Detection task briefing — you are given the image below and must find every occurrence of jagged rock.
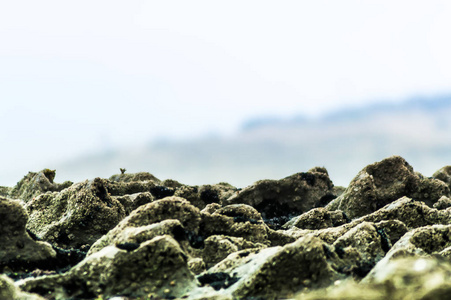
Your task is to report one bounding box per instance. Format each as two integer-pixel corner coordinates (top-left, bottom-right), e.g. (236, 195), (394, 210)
(25, 178), (126, 248)
(226, 169), (336, 226)
(434, 196), (451, 210)
(0, 197), (56, 272)
(188, 257), (206, 275)
(300, 257), (451, 300)
(8, 169), (72, 202)
(364, 224), (451, 284)
(173, 183), (238, 209)
(202, 235), (266, 268)
(327, 156), (450, 219)
(328, 222), (386, 279)
(282, 207), (349, 230)
(433, 165), (451, 189)
(113, 191), (155, 214)
(18, 235), (196, 299)
(88, 197), (201, 255)
(0, 275), (45, 300)
(200, 235), (339, 299)
(200, 204), (269, 244)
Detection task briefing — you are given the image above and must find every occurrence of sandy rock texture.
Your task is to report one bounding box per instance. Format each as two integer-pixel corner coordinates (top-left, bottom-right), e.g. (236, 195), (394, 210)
(1, 156), (451, 299)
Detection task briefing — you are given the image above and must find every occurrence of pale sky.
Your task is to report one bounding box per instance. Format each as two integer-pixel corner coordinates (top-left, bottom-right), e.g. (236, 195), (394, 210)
(1, 1), (451, 185)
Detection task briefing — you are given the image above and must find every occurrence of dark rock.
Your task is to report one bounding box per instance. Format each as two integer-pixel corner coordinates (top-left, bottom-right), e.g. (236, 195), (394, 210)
(0, 197), (56, 273)
(19, 235), (196, 299)
(226, 169), (336, 226)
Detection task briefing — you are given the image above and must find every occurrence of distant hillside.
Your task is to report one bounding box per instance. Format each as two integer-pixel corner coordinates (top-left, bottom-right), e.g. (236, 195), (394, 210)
(55, 95), (451, 188)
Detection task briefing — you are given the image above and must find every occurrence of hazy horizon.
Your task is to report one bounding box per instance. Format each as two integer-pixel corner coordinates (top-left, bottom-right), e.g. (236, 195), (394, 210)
(2, 1), (451, 186)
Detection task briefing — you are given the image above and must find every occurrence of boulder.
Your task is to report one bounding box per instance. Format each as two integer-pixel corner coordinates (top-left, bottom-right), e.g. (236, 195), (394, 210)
(0, 197), (56, 273)
(88, 196), (201, 256)
(202, 235), (266, 268)
(200, 204), (269, 244)
(327, 156), (450, 219)
(282, 207), (349, 230)
(433, 166), (451, 189)
(300, 257), (451, 300)
(19, 235), (196, 299)
(226, 168), (336, 228)
(200, 235), (339, 299)
(25, 178), (126, 248)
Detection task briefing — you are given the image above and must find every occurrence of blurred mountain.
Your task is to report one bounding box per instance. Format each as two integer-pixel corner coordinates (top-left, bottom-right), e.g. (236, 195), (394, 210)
(55, 95), (451, 188)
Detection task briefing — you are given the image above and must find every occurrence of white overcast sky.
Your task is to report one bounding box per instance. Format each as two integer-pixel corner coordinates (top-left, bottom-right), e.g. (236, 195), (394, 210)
(1, 1), (451, 184)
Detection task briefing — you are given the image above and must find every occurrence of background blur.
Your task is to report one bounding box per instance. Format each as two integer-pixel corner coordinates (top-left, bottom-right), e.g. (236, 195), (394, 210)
(1, 1), (451, 188)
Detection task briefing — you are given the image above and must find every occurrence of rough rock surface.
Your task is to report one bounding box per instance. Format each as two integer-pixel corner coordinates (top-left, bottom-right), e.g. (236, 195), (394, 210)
(0, 275), (44, 300)
(8, 169), (72, 202)
(25, 178), (126, 248)
(226, 168), (337, 228)
(0, 197), (56, 273)
(2, 157), (451, 299)
(327, 156), (450, 219)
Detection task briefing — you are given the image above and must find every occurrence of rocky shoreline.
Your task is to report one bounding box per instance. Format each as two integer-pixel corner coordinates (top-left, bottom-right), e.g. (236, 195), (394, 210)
(1, 156), (451, 299)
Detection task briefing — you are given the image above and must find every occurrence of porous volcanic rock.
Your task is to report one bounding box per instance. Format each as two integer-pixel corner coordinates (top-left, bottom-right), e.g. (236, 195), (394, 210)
(4, 157), (451, 300)
(0, 197), (56, 273)
(202, 235), (266, 268)
(433, 165), (451, 189)
(88, 196), (202, 256)
(226, 168), (336, 228)
(282, 207), (349, 230)
(25, 178), (126, 248)
(8, 169), (72, 202)
(300, 257), (451, 300)
(173, 183), (238, 209)
(199, 204), (269, 244)
(19, 235), (196, 299)
(200, 235), (339, 299)
(364, 224), (451, 283)
(327, 156), (450, 219)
